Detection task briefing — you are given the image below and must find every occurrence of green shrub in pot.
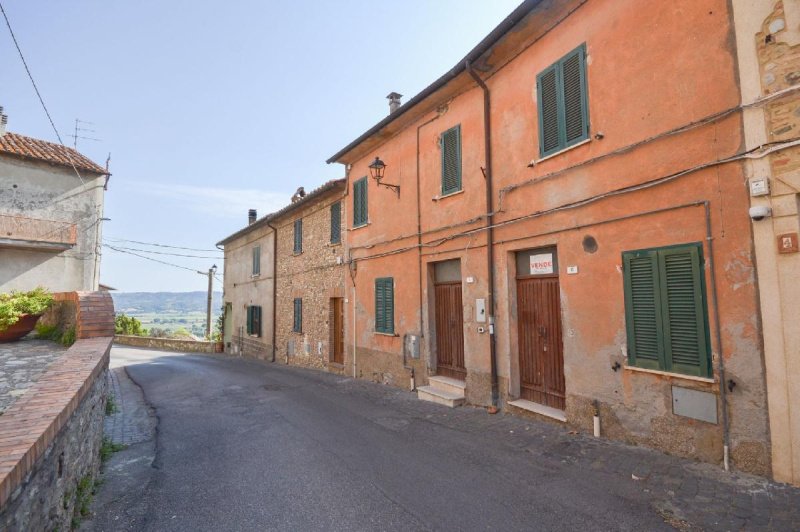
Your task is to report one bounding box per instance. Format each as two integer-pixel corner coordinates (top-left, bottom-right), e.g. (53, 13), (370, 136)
(0, 287), (54, 332)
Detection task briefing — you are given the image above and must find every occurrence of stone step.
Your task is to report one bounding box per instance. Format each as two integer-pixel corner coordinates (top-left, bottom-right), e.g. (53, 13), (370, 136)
(428, 375), (466, 396)
(417, 385), (465, 408)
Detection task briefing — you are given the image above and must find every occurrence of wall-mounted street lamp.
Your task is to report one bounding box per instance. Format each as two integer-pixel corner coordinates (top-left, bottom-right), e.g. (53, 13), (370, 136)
(368, 156), (400, 196)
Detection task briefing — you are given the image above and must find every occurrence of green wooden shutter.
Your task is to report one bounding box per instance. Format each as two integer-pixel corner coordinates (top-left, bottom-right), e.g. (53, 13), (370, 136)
(658, 246), (711, 377)
(537, 44), (589, 157)
(562, 45), (589, 146)
(441, 125), (462, 195)
(294, 220), (303, 253)
(375, 278), (394, 334)
(246, 306), (253, 335)
(623, 250), (664, 370)
(252, 247), (260, 275)
(353, 178), (368, 226)
(253, 306), (261, 337)
(330, 202), (341, 243)
(293, 298), (302, 332)
(537, 64), (560, 157)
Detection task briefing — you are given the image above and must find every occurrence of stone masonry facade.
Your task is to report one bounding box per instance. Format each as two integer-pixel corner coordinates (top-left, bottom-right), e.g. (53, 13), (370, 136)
(274, 184), (347, 372)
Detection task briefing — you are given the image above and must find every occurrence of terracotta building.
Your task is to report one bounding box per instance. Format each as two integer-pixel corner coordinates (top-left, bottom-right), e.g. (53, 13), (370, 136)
(326, 0), (776, 476)
(217, 180), (347, 370)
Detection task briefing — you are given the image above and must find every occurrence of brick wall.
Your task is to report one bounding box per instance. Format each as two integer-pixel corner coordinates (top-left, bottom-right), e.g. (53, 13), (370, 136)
(274, 189), (348, 371)
(0, 291), (113, 529)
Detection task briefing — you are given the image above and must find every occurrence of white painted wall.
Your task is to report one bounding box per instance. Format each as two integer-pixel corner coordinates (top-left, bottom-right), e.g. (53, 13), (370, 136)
(0, 155), (106, 293)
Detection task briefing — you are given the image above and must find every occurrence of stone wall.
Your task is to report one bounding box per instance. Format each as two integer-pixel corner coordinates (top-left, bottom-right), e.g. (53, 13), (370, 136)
(114, 335), (220, 353)
(0, 337), (111, 530)
(273, 187), (347, 372)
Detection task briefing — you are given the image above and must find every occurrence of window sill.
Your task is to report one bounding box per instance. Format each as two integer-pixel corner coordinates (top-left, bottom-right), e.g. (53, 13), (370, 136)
(251, 274), (261, 279)
(535, 137), (592, 164)
(326, 242), (342, 248)
(352, 222), (371, 231)
(433, 189), (464, 202)
(374, 332), (398, 337)
(292, 251), (303, 256)
(624, 365), (715, 384)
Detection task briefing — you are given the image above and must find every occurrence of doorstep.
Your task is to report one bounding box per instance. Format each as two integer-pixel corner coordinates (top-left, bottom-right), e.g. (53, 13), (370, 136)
(508, 399), (566, 422)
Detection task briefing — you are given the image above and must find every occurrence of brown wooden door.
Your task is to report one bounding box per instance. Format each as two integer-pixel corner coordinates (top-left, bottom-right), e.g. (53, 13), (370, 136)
(435, 281), (466, 380)
(331, 298), (344, 365)
(517, 276), (565, 409)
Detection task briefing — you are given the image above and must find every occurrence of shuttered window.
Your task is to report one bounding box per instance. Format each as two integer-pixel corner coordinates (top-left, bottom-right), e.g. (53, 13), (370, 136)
(353, 177), (368, 227)
(293, 298), (303, 333)
(252, 246), (261, 276)
(330, 201), (342, 244)
(246, 305), (262, 337)
(441, 125), (462, 195)
(293, 219), (303, 253)
(536, 43), (589, 158)
(374, 277), (394, 334)
(622, 243), (711, 378)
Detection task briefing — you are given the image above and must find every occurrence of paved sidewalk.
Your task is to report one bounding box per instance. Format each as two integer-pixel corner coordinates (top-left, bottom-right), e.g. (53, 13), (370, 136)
(104, 367), (156, 446)
(0, 336), (67, 413)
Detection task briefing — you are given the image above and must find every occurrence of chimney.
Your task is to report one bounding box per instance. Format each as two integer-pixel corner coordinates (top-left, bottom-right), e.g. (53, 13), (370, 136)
(248, 209), (257, 225)
(387, 92), (403, 114)
(0, 107), (6, 137)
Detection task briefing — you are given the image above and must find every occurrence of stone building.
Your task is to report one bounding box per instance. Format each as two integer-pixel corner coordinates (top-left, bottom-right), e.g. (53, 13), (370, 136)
(733, 0), (800, 486)
(0, 110), (109, 292)
(217, 179), (347, 369)
(271, 180), (347, 370)
(325, 0), (774, 477)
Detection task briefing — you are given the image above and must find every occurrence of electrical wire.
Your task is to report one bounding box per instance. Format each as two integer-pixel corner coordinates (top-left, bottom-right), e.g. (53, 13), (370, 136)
(103, 243), (222, 259)
(104, 244), (213, 274)
(0, 1), (86, 185)
(104, 237), (223, 253)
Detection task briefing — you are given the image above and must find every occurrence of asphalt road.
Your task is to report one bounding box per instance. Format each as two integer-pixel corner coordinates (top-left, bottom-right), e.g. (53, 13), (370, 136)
(85, 347), (678, 531)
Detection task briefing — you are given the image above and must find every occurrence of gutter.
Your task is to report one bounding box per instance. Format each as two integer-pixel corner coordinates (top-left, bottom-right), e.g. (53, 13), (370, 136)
(266, 220), (279, 363)
(466, 62), (499, 409)
(326, 0), (543, 164)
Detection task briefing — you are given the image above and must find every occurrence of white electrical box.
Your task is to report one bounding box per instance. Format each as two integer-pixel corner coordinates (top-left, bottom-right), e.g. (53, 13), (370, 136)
(476, 298), (486, 322)
(567, 266), (578, 274)
(750, 177), (770, 197)
(466, 276), (475, 283)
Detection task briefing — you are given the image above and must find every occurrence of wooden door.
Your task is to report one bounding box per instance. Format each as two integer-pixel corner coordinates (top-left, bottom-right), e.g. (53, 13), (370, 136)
(435, 281), (466, 380)
(331, 298), (344, 365)
(517, 275), (565, 409)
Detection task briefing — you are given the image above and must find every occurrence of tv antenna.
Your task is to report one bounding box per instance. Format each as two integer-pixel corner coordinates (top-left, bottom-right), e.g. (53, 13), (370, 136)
(69, 118), (101, 149)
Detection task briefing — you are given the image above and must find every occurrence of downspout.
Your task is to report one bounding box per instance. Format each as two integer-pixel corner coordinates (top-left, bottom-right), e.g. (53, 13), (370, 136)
(266, 220), (278, 363)
(704, 201), (731, 471)
(467, 61), (499, 409)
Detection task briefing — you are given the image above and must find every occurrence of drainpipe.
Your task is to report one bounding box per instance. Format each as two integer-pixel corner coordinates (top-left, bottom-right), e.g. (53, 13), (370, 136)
(704, 201), (731, 471)
(467, 61), (499, 409)
(266, 220), (278, 363)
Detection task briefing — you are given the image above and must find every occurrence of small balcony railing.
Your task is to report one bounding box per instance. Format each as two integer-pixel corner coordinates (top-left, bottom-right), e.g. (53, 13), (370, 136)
(0, 214), (77, 250)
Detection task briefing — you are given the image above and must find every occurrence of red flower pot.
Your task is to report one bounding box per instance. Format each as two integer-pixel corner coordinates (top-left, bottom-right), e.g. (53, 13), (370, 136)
(0, 314), (43, 343)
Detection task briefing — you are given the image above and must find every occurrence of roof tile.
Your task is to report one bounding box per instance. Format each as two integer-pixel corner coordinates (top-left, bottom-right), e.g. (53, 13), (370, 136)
(0, 132), (107, 176)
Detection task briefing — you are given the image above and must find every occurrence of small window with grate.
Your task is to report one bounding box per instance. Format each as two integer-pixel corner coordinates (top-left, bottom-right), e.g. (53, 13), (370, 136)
(252, 246), (261, 276)
(622, 243), (711, 378)
(536, 44), (589, 158)
(330, 201), (342, 244)
(353, 177), (368, 227)
(293, 298), (303, 333)
(293, 219), (303, 253)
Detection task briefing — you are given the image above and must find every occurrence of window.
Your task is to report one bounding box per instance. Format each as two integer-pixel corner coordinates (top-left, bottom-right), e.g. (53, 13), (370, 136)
(246, 305), (262, 337)
(293, 298), (303, 333)
(353, 177), (368, 227)
(252, 246), (261, 276)
(441, 125), (462, 195)
(536, 43), (589, 158)
(622, 243), (711, 378)
(293, 219), (303, 253)
(374, 277), (394, 334)
(330, 201), (342, 244)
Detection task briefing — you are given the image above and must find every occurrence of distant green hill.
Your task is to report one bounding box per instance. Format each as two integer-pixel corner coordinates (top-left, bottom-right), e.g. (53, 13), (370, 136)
(111, 291), (222, 315)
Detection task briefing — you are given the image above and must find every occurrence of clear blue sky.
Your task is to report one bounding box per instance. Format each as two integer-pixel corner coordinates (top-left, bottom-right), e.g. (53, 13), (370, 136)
(1, 0), (520, 292)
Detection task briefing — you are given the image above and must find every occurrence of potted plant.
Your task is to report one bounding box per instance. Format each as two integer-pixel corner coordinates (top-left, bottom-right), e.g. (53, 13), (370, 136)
(0, 287), (54, 343)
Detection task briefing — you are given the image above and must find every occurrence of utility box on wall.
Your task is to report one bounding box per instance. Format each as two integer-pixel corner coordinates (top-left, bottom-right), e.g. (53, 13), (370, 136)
(404, 334), (420, 359)
(672, 386), (718, 424)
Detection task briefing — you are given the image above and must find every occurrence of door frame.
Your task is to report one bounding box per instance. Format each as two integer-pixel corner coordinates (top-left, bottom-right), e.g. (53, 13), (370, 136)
(329, 297), (344, 366)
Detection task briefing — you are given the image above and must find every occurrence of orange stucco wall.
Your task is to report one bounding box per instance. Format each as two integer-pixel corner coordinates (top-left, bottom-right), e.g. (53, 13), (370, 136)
(340, 0), (769, 475)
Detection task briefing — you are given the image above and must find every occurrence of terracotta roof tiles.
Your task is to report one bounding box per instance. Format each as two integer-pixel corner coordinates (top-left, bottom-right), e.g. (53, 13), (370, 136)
(0, 132), (108, 176)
